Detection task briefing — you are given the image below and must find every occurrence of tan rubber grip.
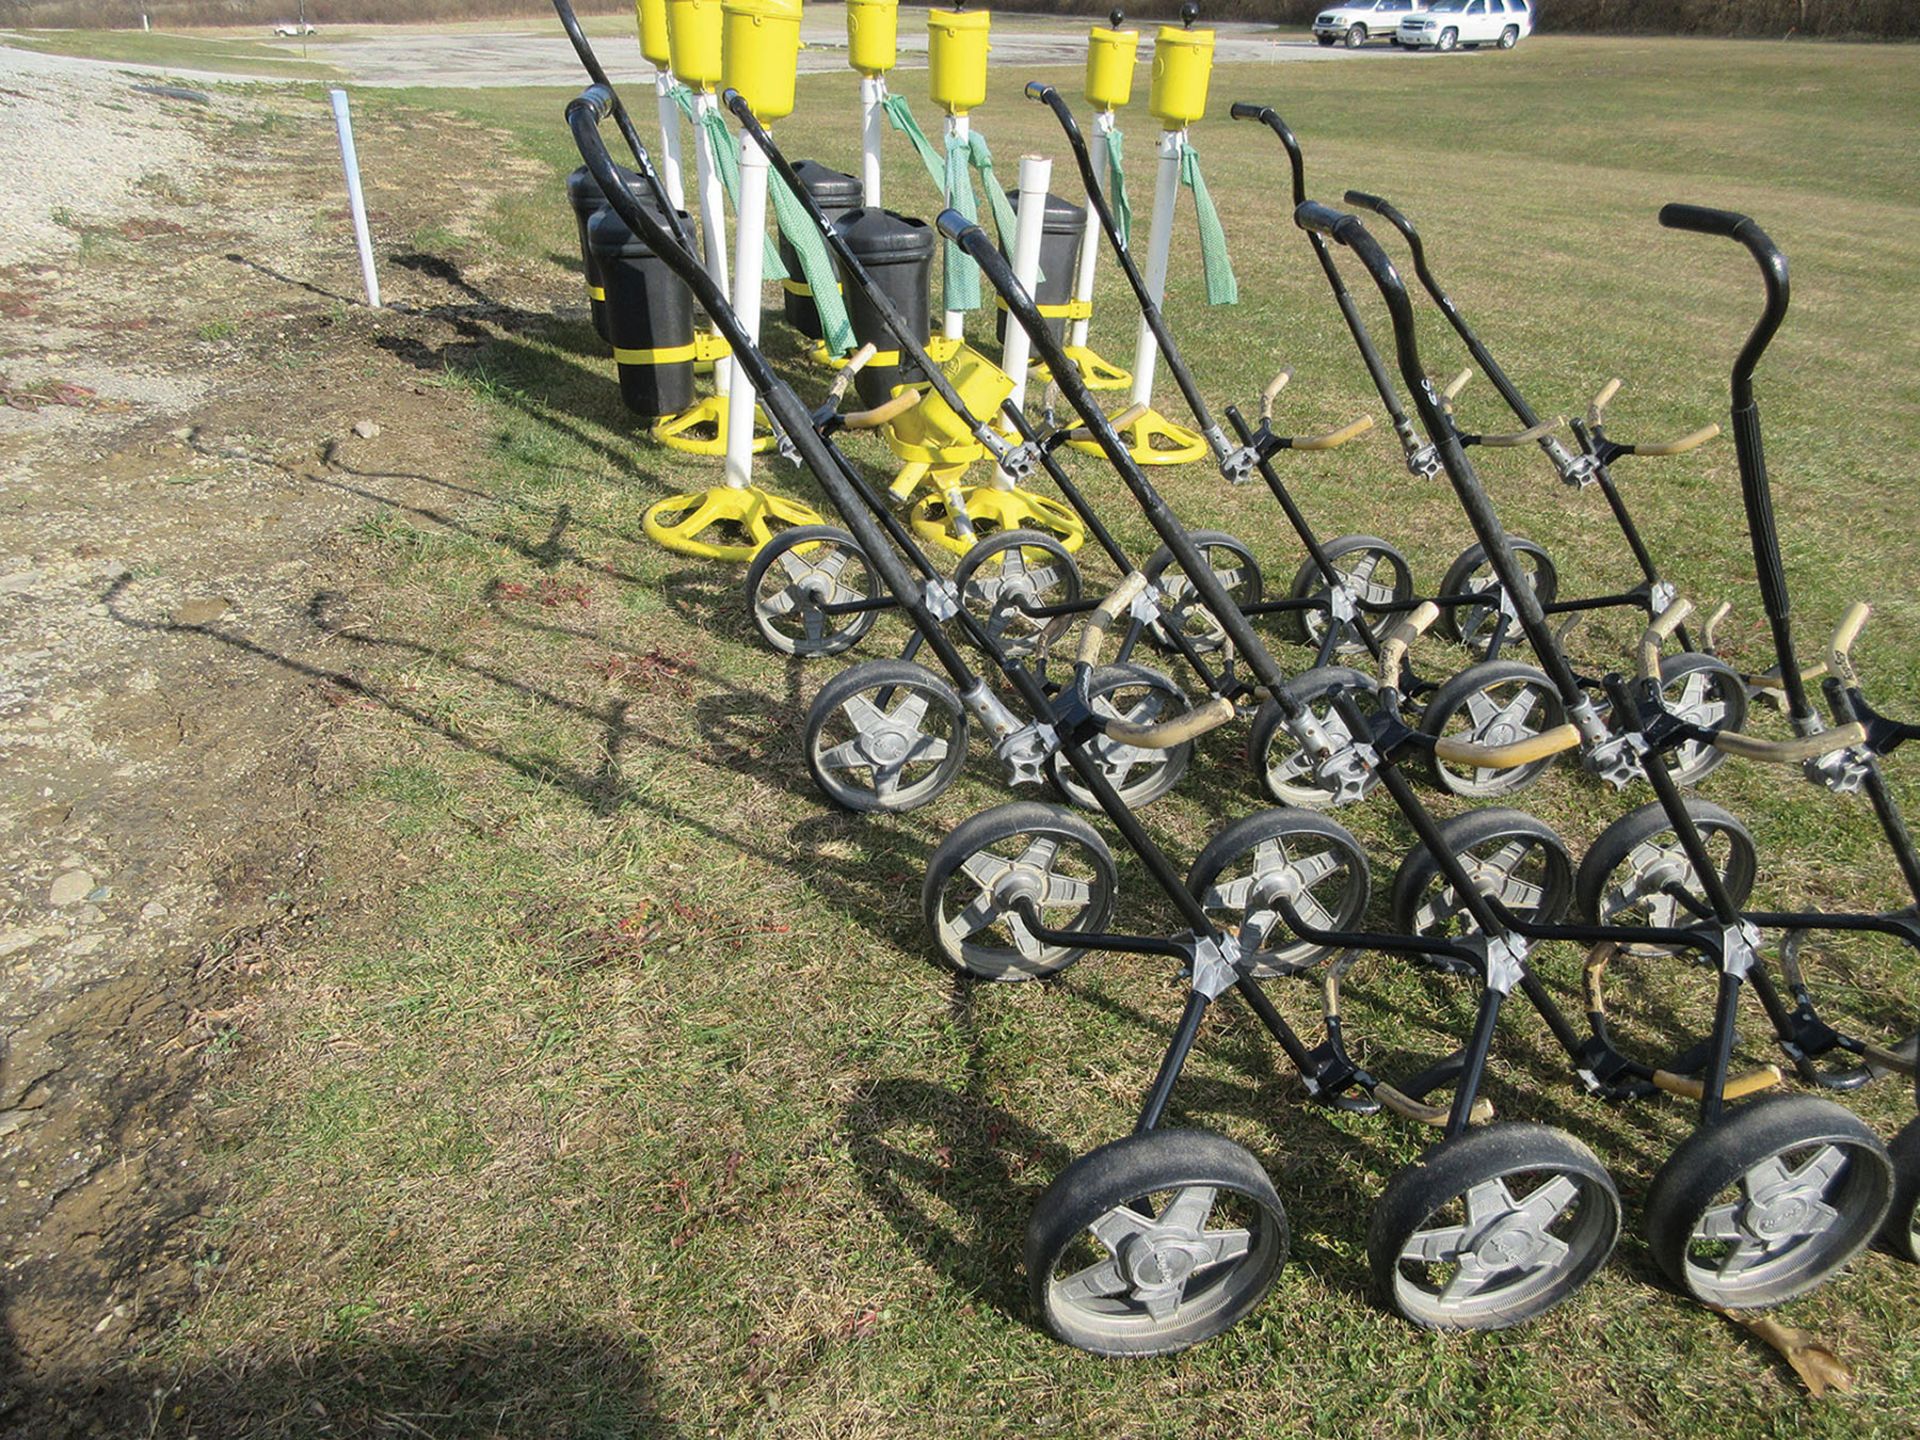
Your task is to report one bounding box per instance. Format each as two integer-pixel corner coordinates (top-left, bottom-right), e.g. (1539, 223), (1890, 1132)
(1076, 570), (1150, 666)
(1749, 661), (1829, 693)
(1433, 722), (1583, 769)
(1442, 368), (1473, 402)
(1702, 600), (1732, 653)
(1292, 414), (1375, 452)
(1476, 417), (1562, 448)
(1634, 422), (1721, 457)
(1589, 376), (1622, 421)
(1104, 695), (1236, 750)
(1374, 1083), (1494, 1127)
(1259, 367), (1293, 421)
(841, 389), (922, 431)
(1712, 721), (1867, 764)
(1826, 602), (1869, 690)
(828, 342), (879, 402)
(1639, 598), (1695, 681)
(1651, 1065), (1783, 1102)
(1860, 1040), (1918, 1076)
(1066, 401), (1149, 443)
(1380, 600), (1441, 688)
(1581, 941), (1619, 1017)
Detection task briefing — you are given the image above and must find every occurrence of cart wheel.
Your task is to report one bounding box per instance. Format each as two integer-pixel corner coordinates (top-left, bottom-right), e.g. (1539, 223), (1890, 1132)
(804, 658), (970, 813)
(1574, 798), (1756, 951)
(1655, 651), (1749, 786)
(952, 528), (1082, 662)
(1287, 534), (1414, 657)
(1187, 807), (1371, 975)
(1882, 1116), (1920, 1263)
(745, 524), (880, 658)
(1434, 538), (1557, 655)
(1370, 1123), (1619, 1330)
(1047, 664), (1193, 811)
(1139, 531), (1263, 656)
(1643, 1094), (1893, 1308)
(921, 801), (1117, 979)
(1389, 808), (1573, 939)
(1245, 667), (1383, 809)
(1419, 658), (1566, 797)
(1026, 1128), (1289, 1356)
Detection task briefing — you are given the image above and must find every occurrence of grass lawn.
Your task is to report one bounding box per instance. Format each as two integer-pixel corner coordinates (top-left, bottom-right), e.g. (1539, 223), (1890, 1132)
(0, 27), (342, 77)
(126, 34), (1920, 1438)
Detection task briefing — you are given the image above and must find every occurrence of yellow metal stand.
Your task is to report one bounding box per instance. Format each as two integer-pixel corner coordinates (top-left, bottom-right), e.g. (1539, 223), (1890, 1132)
(650, 393), (776, 456)
(693, 329), (729, 375)
(643, 483), (822, 561)
(1069, 404), (1208, 466)
(909, 485), (1083, 558)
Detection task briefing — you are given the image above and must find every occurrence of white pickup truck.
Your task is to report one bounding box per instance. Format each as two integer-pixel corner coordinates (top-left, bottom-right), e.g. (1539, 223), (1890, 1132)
(1397, 0), (1536, 50)
(1312, 0), (1426, 47)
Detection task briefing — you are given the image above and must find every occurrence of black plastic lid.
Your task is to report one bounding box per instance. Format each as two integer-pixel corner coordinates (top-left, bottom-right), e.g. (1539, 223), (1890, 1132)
(789, 159), (863, 211)
(1000, 188), (1085, 235)
(834, 206), (935, 261)
(567, 162), (647, 212)
(588, 202), (689, 260)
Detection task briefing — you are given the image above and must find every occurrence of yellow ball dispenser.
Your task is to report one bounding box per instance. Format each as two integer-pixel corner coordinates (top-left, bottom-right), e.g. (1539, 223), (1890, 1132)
(636, 0), (672, 66)
(1085, 22), (1139, 111)
(1148, 22), (1213, 128)
(722, 0), (801, 121)
(846, 0), (898, 77)
(927, 8), (990, 118)
(666, 0), (725, 90)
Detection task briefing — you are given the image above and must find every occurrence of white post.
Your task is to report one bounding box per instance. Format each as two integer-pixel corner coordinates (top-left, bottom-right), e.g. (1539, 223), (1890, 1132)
(689, 90), (732, 400)
(859, 75), (886, 208)
(1127, 126), (1183, 410)
(723, 134), (771, 488)
(141, 12), (150, 30)
(1068, 110), (1115, 353)
(941, 112), (970, 342)
(993, 155), (1052, 488)
(653, 71), (687, 213)
(328, 89), (381, 309)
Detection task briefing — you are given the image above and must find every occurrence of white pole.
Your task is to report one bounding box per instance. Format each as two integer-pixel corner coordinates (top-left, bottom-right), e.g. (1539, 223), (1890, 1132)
(328, 89), (381, 309)
(723, 134), (771, 488)
(993, 155), (1051, 488)
(1067, 110), (1114, 353)
(859, 76), (887, 208)
(689, 90), (732, 400)
(1127, 126), (1183, 410)
(941, 112), (970, 342)
(653, 71), (687, 213)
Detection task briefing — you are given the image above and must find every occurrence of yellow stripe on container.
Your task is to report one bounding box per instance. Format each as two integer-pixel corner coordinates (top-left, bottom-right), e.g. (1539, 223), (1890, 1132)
(613, 341), (700, 364)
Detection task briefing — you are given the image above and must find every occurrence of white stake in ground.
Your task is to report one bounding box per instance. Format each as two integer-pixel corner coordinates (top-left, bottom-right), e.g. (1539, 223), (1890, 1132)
(328, 89), (380, 309)
(635, 0), (687, 211)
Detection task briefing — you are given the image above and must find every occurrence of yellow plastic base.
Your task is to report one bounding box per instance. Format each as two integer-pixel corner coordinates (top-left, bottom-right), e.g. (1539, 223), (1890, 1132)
(642, 484), (823, 562)
(693, 330), (730, 377)
(1068, 404), (1209, 466)
(650, 393), (776, 457)
(1032, 343), (1132, 392)
(924, 336), (965, 365)
(910, 484), (1086, 558)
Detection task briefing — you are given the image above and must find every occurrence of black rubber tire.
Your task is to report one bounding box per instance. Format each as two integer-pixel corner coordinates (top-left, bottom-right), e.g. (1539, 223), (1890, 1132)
(951, 527), (1082, 662)
(1369, 1123), (1620, 1331)
(1317, 32), (1337, 45)
(1654, 651), (1748, 786)
(744, 524), (879, 658)
(1574, 798), (1757, 937)
(1434, 537), (1557, 654)
(1046, 664), (1193, 811)
(1245, 666), (1382, 809)
(1418, 657), (1566, 798)
(1186, 807), (1372, 975)
(921, 801), (1117, 980)
(1026, 1128), (1288, 1356)
(1498, 24), (1519, 48)
(1882, 1116), (1920, 1263)
(1139, 530), (1263, 656)
(1437, 26), (1458, 51)
(1287, 534), (1414, 656)
(1643, 1094), (1894, 1308)
(1389, 807), (1573, 939)
(804, 658), (969, 814)
(1345, 23), (1367, 47)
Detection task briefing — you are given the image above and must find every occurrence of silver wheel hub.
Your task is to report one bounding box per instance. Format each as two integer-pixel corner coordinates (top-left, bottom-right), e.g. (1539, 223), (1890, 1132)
(1121, 1232), (1204, 1291)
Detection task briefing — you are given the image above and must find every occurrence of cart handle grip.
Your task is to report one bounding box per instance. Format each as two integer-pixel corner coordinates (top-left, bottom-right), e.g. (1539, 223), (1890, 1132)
(1228, 101), (1270, 122)
(1441, 368), (1472, 403)
(1658, 203), (1754, 240)
(1290, 414), (1375, 452)
(1651, 1065), (1782, 1102)
(1066, 402), (1148, 444)
(1374, 1082), (1495, 1127)
(1380, 600), (1440, 689)
(1076, 569), (1150, 667)
(1474, 418), (1561, 448)
(1588, 376), (1622, 421)
(1711, 723), (1867, 764)
(1432, 723), (1583, 769)
(1826, 602), (1869, 690)
(1639, 597), (1695, 682)
(1102, 695), (1236, 750)
(1259, 367), (1293, 421)
(1631, 423), (1721, 458)
(826, 342), (879, 403)
(841, 389), (921, 431)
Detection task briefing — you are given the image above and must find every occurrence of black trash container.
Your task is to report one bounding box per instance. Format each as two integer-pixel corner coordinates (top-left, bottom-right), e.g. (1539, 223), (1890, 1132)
(993, 189), (1086, 348)
(835, 207), (935, 409)
(775, 160), (864, 340)
(566, 163), (664, 341)
(588, 204), (697, 419)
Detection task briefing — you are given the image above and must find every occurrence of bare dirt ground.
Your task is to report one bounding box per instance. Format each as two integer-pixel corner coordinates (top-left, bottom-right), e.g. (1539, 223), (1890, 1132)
(0, 49), (555, 1429)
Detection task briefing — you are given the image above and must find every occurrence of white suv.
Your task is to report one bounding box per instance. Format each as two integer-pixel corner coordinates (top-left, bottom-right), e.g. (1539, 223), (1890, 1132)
(1312, 0), (1425, 48)
(1398, 0), (1534, 51)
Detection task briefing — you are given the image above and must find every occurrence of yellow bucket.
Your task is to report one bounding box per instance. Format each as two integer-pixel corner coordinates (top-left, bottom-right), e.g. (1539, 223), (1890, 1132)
(636, 0), (672, 67)
(1084, 24), (1139, 110)
(1148, 25), (1214, 128)
(846, 0), (898, 76)
(666, 0), (725, 89)
(722, 0), (802, 122)
(928, 8), (990, 116)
